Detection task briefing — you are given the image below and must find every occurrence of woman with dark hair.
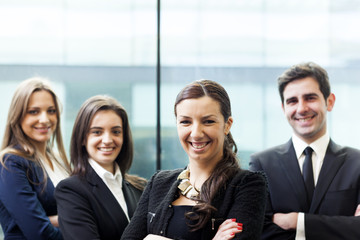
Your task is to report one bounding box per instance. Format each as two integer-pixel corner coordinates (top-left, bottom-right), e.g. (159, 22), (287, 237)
(0, 77), (71, 239)
(121, 80), (267, 240)
(55, 95), (146, 240)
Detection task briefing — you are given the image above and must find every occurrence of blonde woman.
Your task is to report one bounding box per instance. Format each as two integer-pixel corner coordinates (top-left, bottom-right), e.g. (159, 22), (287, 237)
(0, 77), (71, 239)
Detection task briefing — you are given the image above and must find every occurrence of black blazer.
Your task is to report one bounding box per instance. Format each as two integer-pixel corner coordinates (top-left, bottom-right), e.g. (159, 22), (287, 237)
(249, 139), (360, 240)
(121, 168), (267, 240)
(55, 166), (143, 240)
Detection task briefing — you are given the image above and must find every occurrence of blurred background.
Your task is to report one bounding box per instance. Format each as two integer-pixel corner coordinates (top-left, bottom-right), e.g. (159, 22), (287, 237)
(1, 1), (360, 236)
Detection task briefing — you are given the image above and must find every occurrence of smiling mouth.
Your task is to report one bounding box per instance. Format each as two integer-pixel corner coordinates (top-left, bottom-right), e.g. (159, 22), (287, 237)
(295, 115), (315, 122)
(191, 142), (208, 149)
(35, 126), (51, 130)
(98, 147), (115, 152)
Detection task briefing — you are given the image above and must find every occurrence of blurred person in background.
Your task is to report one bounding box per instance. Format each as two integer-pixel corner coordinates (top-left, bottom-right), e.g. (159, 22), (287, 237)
(0, 77), (71, 239)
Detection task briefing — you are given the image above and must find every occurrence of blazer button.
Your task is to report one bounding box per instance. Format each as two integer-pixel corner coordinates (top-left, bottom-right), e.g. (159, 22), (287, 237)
(160, 230), (163, 234)
(168, 205), (172, 208)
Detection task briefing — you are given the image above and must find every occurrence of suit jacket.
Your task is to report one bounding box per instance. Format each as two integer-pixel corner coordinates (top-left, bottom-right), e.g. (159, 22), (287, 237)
(121, 168), (267, 240)
(249, 139), (360, 240)
(55, 166), (143, 240)
(0, 153), (62, 240)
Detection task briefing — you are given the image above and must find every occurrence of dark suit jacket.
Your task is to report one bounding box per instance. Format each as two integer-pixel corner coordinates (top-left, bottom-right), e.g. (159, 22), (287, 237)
(55, 166), (143, 240)
(121, 168), (267, 240)
(249, 139), (360, 240)
(0, 153), (62, 240)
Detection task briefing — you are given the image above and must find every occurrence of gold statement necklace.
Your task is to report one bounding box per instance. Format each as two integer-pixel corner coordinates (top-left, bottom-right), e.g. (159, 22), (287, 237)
(177, 167), (200, 199)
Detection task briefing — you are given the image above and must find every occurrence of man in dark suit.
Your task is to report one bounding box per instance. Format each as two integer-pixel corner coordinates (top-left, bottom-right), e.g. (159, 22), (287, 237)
(250, 62), (360, 240)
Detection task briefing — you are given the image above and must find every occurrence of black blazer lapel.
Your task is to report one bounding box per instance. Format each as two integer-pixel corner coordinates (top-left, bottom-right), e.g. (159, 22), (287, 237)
(279, 140), (310, 211)
(310, 140), (346, 213)
(86, 167), (129, 234)
(123, 181), (142, 219)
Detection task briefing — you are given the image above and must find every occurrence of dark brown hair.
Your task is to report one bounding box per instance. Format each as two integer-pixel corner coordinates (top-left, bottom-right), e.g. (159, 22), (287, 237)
(70, 95), (145, 190)
(174, 79), (240, 230)
(278, 62), (331, 103)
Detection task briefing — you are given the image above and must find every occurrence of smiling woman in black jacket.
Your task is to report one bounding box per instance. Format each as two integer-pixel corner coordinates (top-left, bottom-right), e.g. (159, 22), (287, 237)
(55, 95), (146, 240)
(121, 80), (267, 240)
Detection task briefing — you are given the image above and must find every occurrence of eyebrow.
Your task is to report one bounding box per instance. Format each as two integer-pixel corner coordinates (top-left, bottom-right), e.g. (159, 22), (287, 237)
(177, 114), (218, 120)
(89, 127), (103, 130)
(89, 126), (122, 130)
(304, 93), (319, 98)
(27, 105), (56, 109)
(285, 93), (319, 102)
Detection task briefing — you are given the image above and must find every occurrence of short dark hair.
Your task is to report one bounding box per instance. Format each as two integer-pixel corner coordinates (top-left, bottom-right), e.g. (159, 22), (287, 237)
(278, 62), (331, 103)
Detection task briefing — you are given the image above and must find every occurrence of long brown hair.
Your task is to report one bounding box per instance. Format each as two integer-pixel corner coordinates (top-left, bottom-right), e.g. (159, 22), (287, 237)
(0, 77), (71, 181)
(70, 95), (146, 190)
(174, 79), (240, 230)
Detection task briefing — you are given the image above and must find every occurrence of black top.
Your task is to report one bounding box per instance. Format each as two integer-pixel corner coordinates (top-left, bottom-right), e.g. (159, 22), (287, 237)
(121, 168), (267, 240)
(55, 166), (144, 240)
(166, 205), (202, 240)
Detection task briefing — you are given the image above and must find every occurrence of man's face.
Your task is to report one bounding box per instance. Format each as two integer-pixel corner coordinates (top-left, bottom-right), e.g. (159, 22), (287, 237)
(282, 77), (335, 144)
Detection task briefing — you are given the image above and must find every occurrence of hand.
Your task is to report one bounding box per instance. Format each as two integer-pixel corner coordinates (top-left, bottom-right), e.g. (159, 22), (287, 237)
(212, 218), (243, 240)
(48, 215), (59, 227)
(143, 234), (173, 240)
(273, 212), (298, 230)
(354, 204), (360, 217)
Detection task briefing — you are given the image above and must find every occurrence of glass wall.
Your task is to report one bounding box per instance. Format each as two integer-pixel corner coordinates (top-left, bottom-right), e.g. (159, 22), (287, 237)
(0, 0), (158, 180)
(159, 0), (360, 170)
(1, 0), (360, 237)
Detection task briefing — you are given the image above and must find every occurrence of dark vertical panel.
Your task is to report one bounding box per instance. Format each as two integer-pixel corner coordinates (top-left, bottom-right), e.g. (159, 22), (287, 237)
(156, 0), (161, 170)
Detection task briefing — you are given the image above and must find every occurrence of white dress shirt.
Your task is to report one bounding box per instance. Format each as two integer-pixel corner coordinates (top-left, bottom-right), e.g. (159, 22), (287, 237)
(89, 158), (129, 221)
(292, 132), (330, 240)
(41, 156), (69, 187)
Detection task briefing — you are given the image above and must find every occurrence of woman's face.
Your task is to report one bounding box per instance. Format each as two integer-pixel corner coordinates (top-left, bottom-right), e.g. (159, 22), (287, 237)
(21, 90), (58, 149)
(176, 96), (233, 165)
(86, 110), (123, 173)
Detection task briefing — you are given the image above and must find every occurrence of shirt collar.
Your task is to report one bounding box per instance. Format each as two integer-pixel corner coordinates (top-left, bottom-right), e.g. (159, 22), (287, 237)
(89, 158), (123, 186)
(292, 132), (330, 159)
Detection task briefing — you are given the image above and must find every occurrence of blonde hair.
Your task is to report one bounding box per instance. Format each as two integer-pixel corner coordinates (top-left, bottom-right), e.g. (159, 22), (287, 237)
(0, 77), (71, 179)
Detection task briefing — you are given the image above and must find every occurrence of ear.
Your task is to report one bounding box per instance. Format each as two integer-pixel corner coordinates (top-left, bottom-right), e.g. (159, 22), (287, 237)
(224, 116), (233, 135)
(326, 93), (335, 112)
(281, 103), (285, 113)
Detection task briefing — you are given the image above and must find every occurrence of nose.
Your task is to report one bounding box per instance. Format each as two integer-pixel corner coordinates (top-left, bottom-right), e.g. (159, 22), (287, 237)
(297, 99), (309, 114)
(102, 132), (113, 144)
(39, 111), (50, 123)
(190, 122), (204, 139)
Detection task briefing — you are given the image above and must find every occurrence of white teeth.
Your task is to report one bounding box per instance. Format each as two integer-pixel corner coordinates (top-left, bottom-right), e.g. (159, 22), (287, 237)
(299, 117), (312, 122)
(192, 143), (207, 149)
(99, 147), (113, 152)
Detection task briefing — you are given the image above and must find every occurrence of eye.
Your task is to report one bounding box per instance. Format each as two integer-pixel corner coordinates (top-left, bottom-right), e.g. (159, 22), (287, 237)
(90, 130), (102, 135)
(179, 120), (191, 125)
(113, 130), (122, 135)
(306, 96), (317, 101)
(48, 109), (57, 114)
(204, 119), (215, 124)
(286, 99), (297, 105)
(28, 110), (38, 115)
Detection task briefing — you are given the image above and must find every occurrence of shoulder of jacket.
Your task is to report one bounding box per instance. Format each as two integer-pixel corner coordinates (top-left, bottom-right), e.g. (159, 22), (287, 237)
(231, 169), (267, 185)
(2, 153), (33, 167)
(151, 168), (183, 181)
(56, 175), (86, 190)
